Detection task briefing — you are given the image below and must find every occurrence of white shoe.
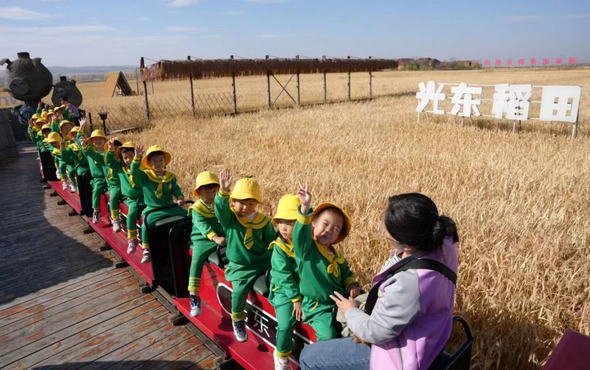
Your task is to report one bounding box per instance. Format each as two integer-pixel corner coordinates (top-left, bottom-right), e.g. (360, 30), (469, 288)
(69, 183), (77, 193)
(112, 219), (121, 232)
(141, 249), (151, 263)
(62, 181), (68, 190)
(232, 320), (248, 342)
(92, 209), (101, 224)
(274, 350), (290, 370)
(189, 294), (202, 317)
(127, 239), (138, 254)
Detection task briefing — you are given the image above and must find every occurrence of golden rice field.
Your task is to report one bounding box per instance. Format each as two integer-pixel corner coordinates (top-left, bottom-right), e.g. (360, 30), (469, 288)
(79, 68), (590, 369)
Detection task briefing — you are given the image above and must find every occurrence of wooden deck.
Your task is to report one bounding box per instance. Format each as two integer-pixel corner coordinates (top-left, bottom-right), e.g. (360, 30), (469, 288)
(0, 142), (222, 369)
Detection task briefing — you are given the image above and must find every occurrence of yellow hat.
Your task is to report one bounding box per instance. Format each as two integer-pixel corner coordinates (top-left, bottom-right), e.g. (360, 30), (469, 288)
(47, 109), (54, 115)
(311, 202), (352, 244)
(230, 176), (263, 203)
(115, 141), (135, 160)
(41, 123), (51, 131)
(44, 132), (62, 144)
(192, 171), (220, 197)
(87, 129), (107, 143)
(104, 137), (122, 151)
(41, 111), (48, 120)
(273, 194), (301, 224)
(68, 126), (80, 140)
(32, 113), (41, 120)
(53, 105), (65, 111)
(36, 118), (45, 125)
(59, 120), (73, 133)
(142, 145), (171, 169)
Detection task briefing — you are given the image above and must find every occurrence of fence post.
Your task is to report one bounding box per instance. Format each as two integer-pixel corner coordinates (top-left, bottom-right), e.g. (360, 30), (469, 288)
(323, 55), (327, 103)
(88, 112), (94, 131)
(266, 55), (272, 108)
(230, 55), (237, 114)
(296, 55), (301, 106)
(140, 57), (150, 121)
(347, 56), (351, 101)
(188, 56), (195, 116)
(368, 56), (373, 100)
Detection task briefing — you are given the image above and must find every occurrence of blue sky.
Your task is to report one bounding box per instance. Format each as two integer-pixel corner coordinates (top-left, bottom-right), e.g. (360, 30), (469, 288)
(1, 0), (588, 67)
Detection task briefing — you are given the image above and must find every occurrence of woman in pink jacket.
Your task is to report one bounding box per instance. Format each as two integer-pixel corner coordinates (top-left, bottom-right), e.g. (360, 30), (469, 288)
(299, 193), (459, 370)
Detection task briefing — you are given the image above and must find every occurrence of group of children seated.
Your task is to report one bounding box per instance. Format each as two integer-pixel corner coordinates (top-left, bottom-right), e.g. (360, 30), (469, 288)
(28, 106), (360, 370)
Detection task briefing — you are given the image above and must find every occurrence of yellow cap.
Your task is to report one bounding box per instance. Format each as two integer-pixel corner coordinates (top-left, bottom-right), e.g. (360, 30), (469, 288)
(87, 129), (107, 144)
(32, 113), (41, 119)
(47, 109), (54, 115)
(41, 123), (51, 131)
(35, 118), (45, 125)
(192, 171), (220, 197)
(142, 145), (171, 169)
(311, 202), (352, 244)
(41, 111), (48, 119)
(115, 141), (135, 160)
(59, 120), (73, 133)
(273, 194), (301, 224)
(44, 132), (62, 144)
(68, 126), (80, 140)
(53, 105), (65, 111)
(230, 176), (263, 203)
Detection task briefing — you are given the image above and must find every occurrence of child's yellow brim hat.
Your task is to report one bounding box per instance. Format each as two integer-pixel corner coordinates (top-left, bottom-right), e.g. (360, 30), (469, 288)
(273, 194), (301, 225)
(68, 126), (80, 140)
(141, 145), (172, 169)
(104, 137), (122, 151)
(41, 123), (51, 131)
(44, 132), (62, 144)
(230, 176), (263, 204)
(47, 110), (54, 115)
(193, 171), (220, 197)
(87, 129), (107, 143)
(53, 105), (64, 111)
(36, 118), (45, 125)
(59, 120), (73, 132)
(311, 202), (352, 244)
(115, 141), (135, 160)
(32, 113), (41, 120)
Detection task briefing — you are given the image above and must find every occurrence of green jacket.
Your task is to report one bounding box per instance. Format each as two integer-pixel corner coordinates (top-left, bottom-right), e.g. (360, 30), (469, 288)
(77, 133), (106, 178)
(189, 199), (225, 246)
(292, 207), (357, 304)
(214, 190), (275, 279)
(105, 151), (142, 199)
(129, 158), (184, 211)
(268, 237), (301, 306)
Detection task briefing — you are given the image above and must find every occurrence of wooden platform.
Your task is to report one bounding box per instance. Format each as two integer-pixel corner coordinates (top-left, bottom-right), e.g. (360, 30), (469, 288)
(0, 142), (222, 369)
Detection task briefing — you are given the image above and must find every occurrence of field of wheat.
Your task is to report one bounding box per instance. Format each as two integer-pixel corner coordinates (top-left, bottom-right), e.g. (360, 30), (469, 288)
(78, 68), (590, 369)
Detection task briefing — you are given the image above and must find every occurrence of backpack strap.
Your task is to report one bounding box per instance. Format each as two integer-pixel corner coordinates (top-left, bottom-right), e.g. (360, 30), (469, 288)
(364, 258), (456, 315)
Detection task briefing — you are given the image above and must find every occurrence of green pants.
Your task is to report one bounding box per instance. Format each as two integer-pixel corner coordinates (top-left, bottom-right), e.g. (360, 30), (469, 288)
(274, 300), (297, 356)
(140, 206), (187, 248)
(66, 164), (76, 182)
(303, 297), (337, 341)
(90, 177), (106, 209)
(125, 197), (142, 240)
(58, 160), (67, 181)
(108, 185), (121, 219)
(188, 239), (217, 293)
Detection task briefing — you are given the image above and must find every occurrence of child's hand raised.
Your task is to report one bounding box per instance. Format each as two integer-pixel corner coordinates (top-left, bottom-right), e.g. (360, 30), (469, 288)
(134, 145), (144, 158)
(297, 181), (312, 214)
(220, 169), (232, 192)
(79, 137), (87, 147)
(107, 138), (115, 151)
(79, 117), (87, 131)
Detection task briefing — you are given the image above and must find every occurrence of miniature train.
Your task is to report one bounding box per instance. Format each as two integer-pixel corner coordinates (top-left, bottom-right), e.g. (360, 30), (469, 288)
(43, 173), (473, 370)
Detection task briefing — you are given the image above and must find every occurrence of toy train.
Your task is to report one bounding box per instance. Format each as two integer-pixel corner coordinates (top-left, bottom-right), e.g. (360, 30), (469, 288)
(44, 175), (473, 370)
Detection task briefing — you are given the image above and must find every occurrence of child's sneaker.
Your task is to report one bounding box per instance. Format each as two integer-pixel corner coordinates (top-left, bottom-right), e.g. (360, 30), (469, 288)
(141, 249), (151, 263)
(232, 320), (248, 342)
(189, 294), (202, 317)
(62, 181), (68, 190)
(274, 350), (290, 370)
(127, 239), (138, 254)
(112, 219), (121, 232)
(92, 209), (100, 224)
(69, 182), (77, 193)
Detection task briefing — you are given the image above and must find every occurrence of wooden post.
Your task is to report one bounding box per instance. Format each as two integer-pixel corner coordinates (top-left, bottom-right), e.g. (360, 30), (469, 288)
(347, 56), (351, 101)
(231, 55), (237, 114)
(135, 68), (140, 95)
(188, 56), (195, 116)
(266, 55), (272, 108)
(323, 71), (327, 102)
(295, 55), (300, 106)
(572, 108), (580, 139)
(140, 57), (150, 121)
(368, 56), (373, 100)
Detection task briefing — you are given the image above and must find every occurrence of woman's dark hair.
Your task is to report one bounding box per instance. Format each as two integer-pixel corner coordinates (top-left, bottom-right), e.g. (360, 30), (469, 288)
(384, 193), (458, 252)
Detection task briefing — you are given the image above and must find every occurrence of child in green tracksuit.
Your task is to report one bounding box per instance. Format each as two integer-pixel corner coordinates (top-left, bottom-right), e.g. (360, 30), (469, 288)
(293, 183), (360, 341)
(37, 124), (58, 182)
(268, 194), (302, 370)
(105, 140), (144, 253)
(58, 120), (77, 192)
(78, 126), (108, 224)
(104, 138), (123, 232)
(187, 171), (226, 317)
(131, 145), (187, 264)
(215, 169), (275, 343)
